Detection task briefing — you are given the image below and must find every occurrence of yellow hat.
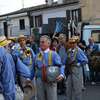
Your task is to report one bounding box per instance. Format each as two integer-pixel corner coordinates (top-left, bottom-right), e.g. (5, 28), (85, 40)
(18, 35), (26, 42)
(72, 36), (80, 42)
(8, 37), (17, 41)
(68, 38), (76, 43)
(0, 36), (11, 46)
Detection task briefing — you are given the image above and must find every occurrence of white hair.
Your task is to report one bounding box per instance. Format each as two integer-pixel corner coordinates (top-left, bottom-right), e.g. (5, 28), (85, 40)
(40, 35), (51, 44)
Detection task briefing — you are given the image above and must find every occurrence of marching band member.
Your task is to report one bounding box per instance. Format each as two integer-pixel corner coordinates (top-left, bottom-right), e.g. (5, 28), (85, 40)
(35, 35), (64, 100)
(12, 35), (35, 79)
(65, 36), (88, 100)
(12, 35), (35, 100)
(0, 36), (15, 100)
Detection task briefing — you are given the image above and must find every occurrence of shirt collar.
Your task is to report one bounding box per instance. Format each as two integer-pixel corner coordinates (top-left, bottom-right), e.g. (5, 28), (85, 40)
(40, 48), (50, 54)
(69, 47), (78, 53)
(71, 49), (75, 52)
(44, 48), (50, 53)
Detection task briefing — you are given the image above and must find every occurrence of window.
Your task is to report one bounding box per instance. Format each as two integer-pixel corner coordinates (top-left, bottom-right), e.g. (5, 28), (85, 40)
(72, 8), (82, 22)
(30, 16), (34, 28)
(3, 22), (8, 37)
(66, 10), (71, 22)
(78, 8), (82, 22)
(91, 30), (100, 43)
(35, 15), (42, 27)
(66, 8), (82, 22)
(19, 19), (25, 30)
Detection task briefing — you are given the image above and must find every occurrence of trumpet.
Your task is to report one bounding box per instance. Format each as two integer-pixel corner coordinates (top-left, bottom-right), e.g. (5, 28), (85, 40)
(25, 49), (31, 56)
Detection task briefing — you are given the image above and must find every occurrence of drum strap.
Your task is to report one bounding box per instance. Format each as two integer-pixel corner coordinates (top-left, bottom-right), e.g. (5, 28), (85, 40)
(37, 50), (52, 65)
(67, 48), (78, 64)
(42, 50), (52, 82)
(48, 50), (52, 66)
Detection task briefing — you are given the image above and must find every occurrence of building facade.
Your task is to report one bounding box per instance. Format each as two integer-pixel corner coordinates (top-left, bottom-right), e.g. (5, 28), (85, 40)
(0, 12), (31, 37)
(0, 0), (81, 38)
(81, 0), (100, 24)
(0, 0), (100, 38)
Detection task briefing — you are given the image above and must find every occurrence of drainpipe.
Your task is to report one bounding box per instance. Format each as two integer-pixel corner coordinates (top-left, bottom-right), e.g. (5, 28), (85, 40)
(5, 16), (11, 38)
(27, 11), (31, 36)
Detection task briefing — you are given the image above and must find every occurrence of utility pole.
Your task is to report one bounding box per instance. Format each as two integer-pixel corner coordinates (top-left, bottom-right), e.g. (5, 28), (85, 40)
(22, 0), (24, 8)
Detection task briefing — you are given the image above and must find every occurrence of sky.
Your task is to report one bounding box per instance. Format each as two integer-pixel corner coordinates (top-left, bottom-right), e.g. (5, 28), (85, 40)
(0, 0), (57, 15)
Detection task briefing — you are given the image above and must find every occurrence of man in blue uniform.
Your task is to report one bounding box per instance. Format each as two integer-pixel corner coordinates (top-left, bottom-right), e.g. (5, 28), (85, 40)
(0, 36), (15, 100)
(65, 36), (88, 100)
(12, 35), (35, 100)
(12, 35), (35, 79)
(0, 35), (32, 100)
(35, 35), (64, 100)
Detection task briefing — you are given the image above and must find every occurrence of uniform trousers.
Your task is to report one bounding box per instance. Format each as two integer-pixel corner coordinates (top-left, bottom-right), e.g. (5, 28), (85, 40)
(0, 94), (4, 100)
(65, 66), (83, 100)
(16, 85), (24, 100)
(0, 85), (23, 100)
(36, 78), (57, 100)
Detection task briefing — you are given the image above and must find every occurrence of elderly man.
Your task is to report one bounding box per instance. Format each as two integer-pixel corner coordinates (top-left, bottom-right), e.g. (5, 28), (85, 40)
(88, 37), (99, 53)
(65, 36), (88, 100)
(0, 36), (15, 100)
(35, 35), (64, 100)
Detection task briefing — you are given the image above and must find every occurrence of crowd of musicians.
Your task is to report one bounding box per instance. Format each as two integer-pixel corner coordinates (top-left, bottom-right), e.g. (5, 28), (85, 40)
(0, 33), (99, 100)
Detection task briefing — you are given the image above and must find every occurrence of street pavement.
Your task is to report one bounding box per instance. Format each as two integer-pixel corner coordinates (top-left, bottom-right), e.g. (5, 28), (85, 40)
(82, 85), (100, 100)
(58, 84), (100, 100)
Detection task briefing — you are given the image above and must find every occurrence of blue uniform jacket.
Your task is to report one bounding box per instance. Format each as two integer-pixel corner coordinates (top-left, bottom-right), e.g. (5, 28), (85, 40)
(88, 44), (99, 52)
(12, 46), (35, 80)
(66, 47), (88, 65)
(58, 45), (67, 65)
(0, 47), (15, 100)
(7, 53), (31, 80)
(35, 49), (65, 77)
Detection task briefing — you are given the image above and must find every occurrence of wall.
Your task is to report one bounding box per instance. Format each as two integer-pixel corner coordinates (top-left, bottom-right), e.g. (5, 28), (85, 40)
(11, 16), (30, 36)
(42, 4), (80, 24)
(0, 3), (80, 36)
(81, 0), (100, 24)
(0, 13), (30, 37)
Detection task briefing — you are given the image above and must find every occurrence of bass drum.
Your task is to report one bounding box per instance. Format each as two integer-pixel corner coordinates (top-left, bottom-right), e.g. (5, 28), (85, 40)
(46, 66), (60, 82)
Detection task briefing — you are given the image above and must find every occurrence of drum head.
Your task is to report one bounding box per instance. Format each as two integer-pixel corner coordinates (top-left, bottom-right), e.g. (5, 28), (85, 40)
(46, 66), (60, 82)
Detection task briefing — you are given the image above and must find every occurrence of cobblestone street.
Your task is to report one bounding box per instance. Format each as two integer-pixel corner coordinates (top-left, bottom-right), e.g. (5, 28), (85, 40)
(58, 85), (100, 100)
